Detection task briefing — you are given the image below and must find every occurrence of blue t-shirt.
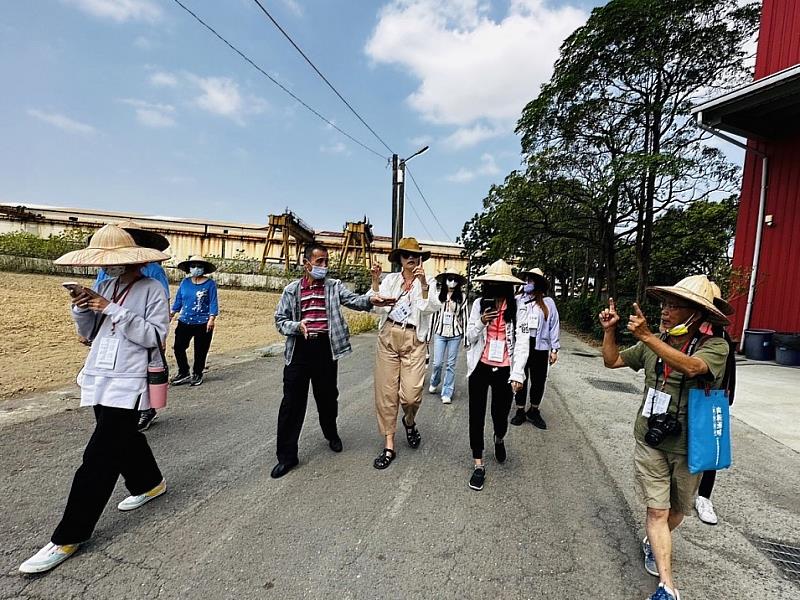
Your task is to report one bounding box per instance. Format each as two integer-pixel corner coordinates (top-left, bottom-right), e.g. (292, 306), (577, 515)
(172, 278), (219, 325)
(96, 263), (170, 302)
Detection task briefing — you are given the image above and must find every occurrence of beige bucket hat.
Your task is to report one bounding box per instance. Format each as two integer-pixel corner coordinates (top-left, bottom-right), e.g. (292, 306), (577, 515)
(474, 259), (524, 285)
(647, 274), (730, 325)
(516, 266), (549, 293)
(435, 266), (467, 286)
(55, 224), (170, 266)
(177, 255), (217, 274)
(388, 237), (431, 263)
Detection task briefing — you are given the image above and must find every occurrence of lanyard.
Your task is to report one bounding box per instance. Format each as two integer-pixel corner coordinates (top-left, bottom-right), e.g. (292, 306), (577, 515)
(651, 332), (703, 414)
(109, 278), (138, 333)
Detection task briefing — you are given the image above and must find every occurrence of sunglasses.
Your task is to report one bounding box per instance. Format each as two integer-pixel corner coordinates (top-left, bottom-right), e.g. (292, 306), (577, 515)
(660, 302), (691, 311)
(400, 252), (417, 259)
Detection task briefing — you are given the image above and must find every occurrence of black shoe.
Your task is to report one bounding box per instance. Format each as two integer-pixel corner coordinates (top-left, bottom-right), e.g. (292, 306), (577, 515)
(190, 373), (204, 387)
(469, 467), (485, 491)
(328, 436), (343, 453)
(402, 416), (421, 449)
(527, 408), (547, 430)
(270, 461), (298, 479)
(510, 408), (526, 426)
(137, 409), (158, 432)
(171, 372), (191, 386)
(494, 436), (506, 463)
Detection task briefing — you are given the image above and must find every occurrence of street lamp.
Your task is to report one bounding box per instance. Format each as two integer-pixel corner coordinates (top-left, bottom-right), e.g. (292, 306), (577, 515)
(391, 145), (429, 264)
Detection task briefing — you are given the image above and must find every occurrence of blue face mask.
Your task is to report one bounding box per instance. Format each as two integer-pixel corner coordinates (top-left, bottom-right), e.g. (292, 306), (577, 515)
(310, 265), (328, 280)
(189, 266), (204, 277)
(523, 283), (535, 294)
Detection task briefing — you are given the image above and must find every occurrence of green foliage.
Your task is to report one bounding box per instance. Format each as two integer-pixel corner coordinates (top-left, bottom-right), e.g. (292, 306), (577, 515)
(0, 229), (92, 260)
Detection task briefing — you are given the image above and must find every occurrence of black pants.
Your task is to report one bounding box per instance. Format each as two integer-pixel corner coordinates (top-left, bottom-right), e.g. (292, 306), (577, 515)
(514, 342), (550, 409)
(275, 335), (339, 464)
(51, 403), (162, 545)
(699, 470), (717, 499)
(174, 321), (214, 376)
(468, 362), (513, 459)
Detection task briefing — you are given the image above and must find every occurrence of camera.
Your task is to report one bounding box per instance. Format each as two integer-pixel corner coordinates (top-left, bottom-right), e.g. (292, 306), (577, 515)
(644, 412), (682, 447)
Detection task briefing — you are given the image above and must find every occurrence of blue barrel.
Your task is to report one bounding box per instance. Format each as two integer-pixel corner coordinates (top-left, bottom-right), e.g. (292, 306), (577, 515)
(774, 333), (800, 366)
(744, 329), (776, 361)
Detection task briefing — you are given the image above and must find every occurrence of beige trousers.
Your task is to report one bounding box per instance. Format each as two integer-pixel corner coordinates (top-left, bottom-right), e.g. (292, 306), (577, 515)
(374, 322), (427, 435)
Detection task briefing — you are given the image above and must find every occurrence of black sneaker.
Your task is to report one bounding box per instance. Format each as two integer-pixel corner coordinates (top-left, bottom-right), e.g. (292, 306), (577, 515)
(171, 372), (191, 386)
(469, 467), (485, 491)
(137, 409), (158, 432)
(510, 408), (526, 426)
(494, 436), (506, 463)
(190, 373), (204, 386)
(527, 408), (547, 430)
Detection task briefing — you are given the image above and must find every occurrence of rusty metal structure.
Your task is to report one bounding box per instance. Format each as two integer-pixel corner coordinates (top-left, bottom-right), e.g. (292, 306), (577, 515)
(260, 210), (316, 271)
(338, 218), (374, 270)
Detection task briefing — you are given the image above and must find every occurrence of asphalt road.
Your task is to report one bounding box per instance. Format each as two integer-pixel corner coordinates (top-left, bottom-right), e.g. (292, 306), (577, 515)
(1, 332), (797, 599)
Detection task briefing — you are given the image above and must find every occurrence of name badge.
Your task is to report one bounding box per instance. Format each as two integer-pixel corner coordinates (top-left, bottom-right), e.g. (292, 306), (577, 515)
(527, 311), (540, 331)
(642, 387), (671, 417)
(442, 311), (454, 326)
(95, 336), (120, 370)
(488, 339), (506, 362)
(389, 300), (413, 323)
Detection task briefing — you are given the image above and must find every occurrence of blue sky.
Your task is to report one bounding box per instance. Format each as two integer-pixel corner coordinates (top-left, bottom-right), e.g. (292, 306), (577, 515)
(0, 0), (740, 242)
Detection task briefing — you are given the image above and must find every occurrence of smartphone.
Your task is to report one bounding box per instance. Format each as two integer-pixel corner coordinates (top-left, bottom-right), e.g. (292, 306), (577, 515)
(480, 297), (496, 313)
(62, 282), (84, 295)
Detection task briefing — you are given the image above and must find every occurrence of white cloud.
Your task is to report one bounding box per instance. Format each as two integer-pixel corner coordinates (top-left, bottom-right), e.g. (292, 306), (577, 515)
(280, 0), (303, 17)
(366, 0), (586, 145)
(133, 36), (154, 50)
(62, 0), (162, 23)
(320, 141), (349, 155)
(119, 98), (176, 128)
(149, 71), (177, 87)
(410, 134), (433, 147)
(446, 152), (500, 182)
(189, 76), (267, 124)
(27, 109), (97, 135)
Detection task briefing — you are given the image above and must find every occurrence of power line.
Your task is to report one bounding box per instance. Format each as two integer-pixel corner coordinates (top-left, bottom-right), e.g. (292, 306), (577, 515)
(404, 193), (436, 240)
(405, 166), (453, 241)
(250, 0), (395, 156)
(171, 0), (388, 161)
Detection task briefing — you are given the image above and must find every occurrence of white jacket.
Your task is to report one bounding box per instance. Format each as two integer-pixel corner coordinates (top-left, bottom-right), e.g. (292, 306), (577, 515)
(465, 297), (530, 384)
(371, 272), (441, 342)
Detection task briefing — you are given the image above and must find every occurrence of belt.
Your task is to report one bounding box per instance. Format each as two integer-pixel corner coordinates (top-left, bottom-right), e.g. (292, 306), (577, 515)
(306, 331), (329, 339)
(387, 319), (416, 330)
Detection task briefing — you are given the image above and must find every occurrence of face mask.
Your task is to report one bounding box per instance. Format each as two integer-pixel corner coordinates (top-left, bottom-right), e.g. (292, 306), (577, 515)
(523, 283), (535, 294)
(105, 266), (125, 277)
(310, 265), (328, 280)
(446, 278), (457, 289)
(667, 313), (698, 337)
(189, 267), (204, 277)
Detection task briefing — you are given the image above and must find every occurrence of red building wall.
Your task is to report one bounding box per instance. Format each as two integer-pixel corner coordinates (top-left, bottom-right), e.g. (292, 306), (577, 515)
(728, 0), (800, 338)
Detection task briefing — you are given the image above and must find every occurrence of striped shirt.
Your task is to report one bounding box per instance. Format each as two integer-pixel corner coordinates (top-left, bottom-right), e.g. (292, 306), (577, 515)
(300, 276), (328, 333)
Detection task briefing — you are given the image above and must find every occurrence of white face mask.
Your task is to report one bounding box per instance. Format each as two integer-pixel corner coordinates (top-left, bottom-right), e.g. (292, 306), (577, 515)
(105, 266), (126, 278)
(189, 266), (204, 277)
(446, 278), (457, 289)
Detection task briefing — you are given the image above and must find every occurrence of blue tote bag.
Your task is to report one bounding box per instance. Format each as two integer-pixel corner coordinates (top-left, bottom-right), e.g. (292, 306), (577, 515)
(687, 387), (732, 474)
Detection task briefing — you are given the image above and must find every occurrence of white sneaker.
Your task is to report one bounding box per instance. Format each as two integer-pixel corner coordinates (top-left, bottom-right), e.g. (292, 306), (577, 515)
(695, 495), (718, 525)
(117, 479), (166, 511)
(441, 396), (452, 404)
(19, 542), (79, 574)
(428, 385), (438, 394)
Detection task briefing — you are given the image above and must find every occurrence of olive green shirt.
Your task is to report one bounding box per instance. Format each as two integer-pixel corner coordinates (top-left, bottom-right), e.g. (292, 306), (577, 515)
(620, 336), (729, 455)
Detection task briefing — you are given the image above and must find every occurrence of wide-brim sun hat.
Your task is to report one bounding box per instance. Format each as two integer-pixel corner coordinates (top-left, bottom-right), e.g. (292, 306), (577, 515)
(709, 281), (734, 316)
(516, 266), (549, 293)
(435, 266), (467, 286)
(55, 224), (170, 266)
(647, 274), (730, 325)
(388, 237), (431, 263)
(84, 219), (170, 252)
(177, 254), (217, 274)
(474, 259), (524, 285)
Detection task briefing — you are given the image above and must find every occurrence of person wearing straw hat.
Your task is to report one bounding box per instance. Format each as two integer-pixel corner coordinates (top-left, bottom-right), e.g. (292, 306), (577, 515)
(464, 259), (529, 491)
(427, 266), (469, 404)
(598, 274), (731, 600)
(171, 255), (219, 387)
(369, 237), (441, 470)
(19, 224), (170, 575)
(510, 267), (561, 430)
(93, 220), (171, 432)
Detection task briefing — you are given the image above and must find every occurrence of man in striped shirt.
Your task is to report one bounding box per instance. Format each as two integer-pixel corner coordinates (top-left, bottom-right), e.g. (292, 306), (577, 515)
(271, 243), (394, 478)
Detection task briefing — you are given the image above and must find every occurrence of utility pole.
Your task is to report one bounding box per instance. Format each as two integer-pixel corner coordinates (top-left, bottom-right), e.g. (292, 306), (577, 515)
(389, 145), (429, 273)
(391, 154), (400, 272)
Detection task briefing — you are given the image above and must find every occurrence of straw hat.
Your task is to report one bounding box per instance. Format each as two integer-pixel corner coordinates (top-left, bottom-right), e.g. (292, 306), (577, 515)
(55, 224), (170, 266)
(474, 259), (524, 285)
(709, 281), (734, 316)
(435, 266), (467, 286)
(176, 254), (217, 274)
(647, 274), (730, 325)
(85, 219), (169, 251)
(388, 237), (431, 263)
(516, 266), (549, 294)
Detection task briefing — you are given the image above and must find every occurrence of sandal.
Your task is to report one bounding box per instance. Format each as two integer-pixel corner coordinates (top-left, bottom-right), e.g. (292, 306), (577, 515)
(373, 448), (396, 470)
(402, 416), (421, 449)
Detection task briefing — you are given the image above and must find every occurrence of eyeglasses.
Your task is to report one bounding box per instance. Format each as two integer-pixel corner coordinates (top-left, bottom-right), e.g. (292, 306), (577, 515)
(660, 302), (691, 311)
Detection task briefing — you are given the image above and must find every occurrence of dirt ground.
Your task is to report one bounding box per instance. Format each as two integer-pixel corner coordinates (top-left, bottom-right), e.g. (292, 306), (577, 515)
(0, 272), (373, 400)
